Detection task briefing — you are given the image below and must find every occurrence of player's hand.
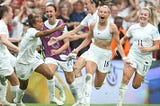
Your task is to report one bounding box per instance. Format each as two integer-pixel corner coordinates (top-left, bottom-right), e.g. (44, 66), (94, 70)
(72, 49), (78, 54)
(139, 46), (148, 53)
(48, 37), (58, 46)
(68, 33), (79, 41)
(122, 57), (131, 64)
(56, 23), (66, 32)
(51, 49), (60, 56)
(114, 47), (118, 56)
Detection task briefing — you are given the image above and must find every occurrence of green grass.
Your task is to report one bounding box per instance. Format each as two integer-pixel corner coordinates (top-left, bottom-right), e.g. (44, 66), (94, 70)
(26, 104), (160, 106)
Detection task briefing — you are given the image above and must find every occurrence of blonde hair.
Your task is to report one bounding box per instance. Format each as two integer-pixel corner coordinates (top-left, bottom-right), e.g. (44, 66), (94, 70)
(142, 6), (158, 26)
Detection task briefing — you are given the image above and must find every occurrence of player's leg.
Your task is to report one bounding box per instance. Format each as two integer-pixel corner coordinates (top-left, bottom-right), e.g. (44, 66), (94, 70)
(54, 76), (66, 102)
(83, 61), (97, 105)
(73, 57), (85, 102)
(44, 57), (64, 105)
(132, 73), (144, 89)
(0, 80), (16, 106)
(14, 79), (28, 106)
(94, 71), (107, 90)
(6, 72), (19, 99)
(47, 64), (64, 105)
(117, 63), (135, 106)
(132, 60), (151, 89)
(35, 63), (53, 80)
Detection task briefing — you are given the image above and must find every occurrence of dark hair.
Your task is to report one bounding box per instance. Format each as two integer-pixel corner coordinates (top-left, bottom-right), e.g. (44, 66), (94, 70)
(28, 14), (40, 27)
(90, 0), (111, 7)
(114, 16), (123, 21)
(46, 4), (57, 12)
(90, 0), (99, 7)
(99, 0), (112, 7)
(22, 20), (29, 26)
(0, 5), (9, 19)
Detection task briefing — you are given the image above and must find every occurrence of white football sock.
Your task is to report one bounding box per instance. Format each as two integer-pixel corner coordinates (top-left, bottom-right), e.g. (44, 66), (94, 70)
(15, 88), (25, 103)
(118, 83), (128, 104)
(69, 80), (78, 102)
(55, 77), (66, 101)
(75, 76), (84, 101)
(84, 74), (93, 104)
(11, 85), (19, 100)
(55, 77), (64, 93)
(47, 77), (56, 101)
(0, 80), (7, 102)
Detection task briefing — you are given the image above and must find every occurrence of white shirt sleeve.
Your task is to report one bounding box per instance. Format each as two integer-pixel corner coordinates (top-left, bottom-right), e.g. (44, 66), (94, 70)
(0, 25), (8, 35)
(62, 25), (68, 34)
(80, 14), (90, 27)
(27, 28), (39, 38)
(151, 28), (160, 41)
(126, 26), (133, 38)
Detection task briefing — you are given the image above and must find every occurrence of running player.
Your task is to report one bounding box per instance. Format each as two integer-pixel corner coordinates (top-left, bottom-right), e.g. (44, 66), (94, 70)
(47, 0), (100, 105)
(0, 5), (19, 106)
(13, 14), (65, 106)
(40, 4), (78, 105)
(73, 5), (128, 106)
(117, 6), (160, 106)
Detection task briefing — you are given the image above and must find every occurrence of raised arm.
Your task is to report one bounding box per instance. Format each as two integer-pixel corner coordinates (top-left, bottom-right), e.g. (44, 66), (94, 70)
(112, 23), (126, 60)
(51, 38), (70, 55)
(57, 24), (84, 41)
(48, 24), (84, 45)
(73, 23), (94, 53)
(35, 24), (65, 37)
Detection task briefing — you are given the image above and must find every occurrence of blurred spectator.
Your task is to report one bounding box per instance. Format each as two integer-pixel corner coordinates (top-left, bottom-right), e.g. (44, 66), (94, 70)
(109, 3), (127, 30)
(11, 5), (26, 46)
(69, 0), (88, 56)
(10, 0), (20, 9)
(115, 0), (139, 29)
(69, 0), (86, 27)
(58, 1), (79, 31)
(70, 0), (86, 32)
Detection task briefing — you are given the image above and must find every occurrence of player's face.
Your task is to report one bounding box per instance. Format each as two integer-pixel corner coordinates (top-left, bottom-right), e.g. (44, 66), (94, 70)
(34, 17), (43, 30)
(45, 6), (56, 21)
(83, 0), (93, 14)
(98, 6), (110, 23)
(7, 7), (13, 25)
(139, 9), (150, 24)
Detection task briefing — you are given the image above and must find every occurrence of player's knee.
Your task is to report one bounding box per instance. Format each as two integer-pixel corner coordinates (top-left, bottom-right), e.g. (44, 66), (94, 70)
(20, 83), (28, 90)
(94, 85), (101, 90)
(94, 82), (103, 90)
(66, 77), (74, 84)
(122, 74), (130, 84)
(46, 73), (53, 80)
(73, 65), (79, 72)
(132, 82), (141, 89)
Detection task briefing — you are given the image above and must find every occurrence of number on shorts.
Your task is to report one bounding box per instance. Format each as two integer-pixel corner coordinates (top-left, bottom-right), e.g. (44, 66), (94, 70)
(143, 62), (149, 72)
(138, 40), (143, 46)
(104, 60), (110, 68)
(67, 60), (73, 66)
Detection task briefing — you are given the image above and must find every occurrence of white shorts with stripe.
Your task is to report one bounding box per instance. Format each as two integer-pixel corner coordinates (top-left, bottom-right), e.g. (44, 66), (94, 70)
(85, 43), (112, 73)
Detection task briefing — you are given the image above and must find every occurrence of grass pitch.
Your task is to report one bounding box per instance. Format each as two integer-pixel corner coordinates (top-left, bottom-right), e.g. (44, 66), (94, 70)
(26, 104), (160, 106)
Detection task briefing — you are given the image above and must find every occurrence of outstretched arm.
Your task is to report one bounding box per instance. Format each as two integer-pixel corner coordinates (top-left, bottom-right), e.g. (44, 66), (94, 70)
(50, 38), (70, 55)
(48, 24), (84, 45)
(73, 23), (94, 53)
(35, 24), (66, 37)
(112, 23), (127, 60)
